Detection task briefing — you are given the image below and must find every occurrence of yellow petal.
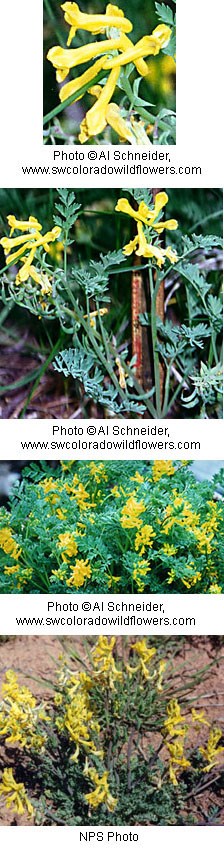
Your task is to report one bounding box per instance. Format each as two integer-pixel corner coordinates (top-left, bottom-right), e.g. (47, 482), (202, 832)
(115, 197), (152, 226)
(152, 24), (172, 48)
(116, 33), (149, 76)
(47, 39), (123, 70)
(103, 34), (162, 69)
(153, 218), (178, 233)
(106, 103), (135, 141)
(61, 2), (132, 41)
(122, 236), (139, 255)
(7, 215), (42, 235)
(59, 57), (106, 102)
(80, 66), (120, 138)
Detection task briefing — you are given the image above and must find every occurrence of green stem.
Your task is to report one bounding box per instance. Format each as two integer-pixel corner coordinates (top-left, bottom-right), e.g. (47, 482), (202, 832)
(57, 301), (157, 416)
(136, 106), (175, 133)
(64, 237), (68, 281)
(109, 344), (157, 417)
(161, 362), (172, 417)
(63, 280), (130, 409)
(43, 71), (107, 126)
(149, 266), (161, 417)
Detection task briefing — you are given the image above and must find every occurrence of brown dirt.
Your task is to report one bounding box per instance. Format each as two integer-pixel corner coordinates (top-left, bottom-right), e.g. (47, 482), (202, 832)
(0, 333), (80, 419)
(0, 636), (224, 826)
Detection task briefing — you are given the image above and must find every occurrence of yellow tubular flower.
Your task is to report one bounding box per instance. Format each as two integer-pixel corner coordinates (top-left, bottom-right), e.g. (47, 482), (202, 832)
(156, 660), (166, 692)
(106, 103), (136, 142)
(152, 460), (175, 482)
(103, 29), (171, 70)
(84, 768), (117, 811)
(152, 24), (172, 48)
(133, 559), (151, 592)
(61, 2), (132, 45)
(7, 215), (42, 235)
(0, 768), (34, 817)
(92, 636), (123, 688)
(147, 191), (178, 231)
(165, 246), (178, 263)
(191, 709), (210, 727)
(135, 524), (155, 554)
(163, 699), (186, 738)
(120, 495), (146, 529)
(66, 558), (91, 588)
(1, 220), (61, 285)
(47, 38), (123, 77)
(154, 219), (178, 234)
(57, 531), (78, 562)
(79, 66), (120, 141)
(116, 33), (149, 76)
(123, 222), (167, 267)
(0, 527), (21, 560)
(59, 57), (107, 102)
(199, 727), (224, 772)
(116, 193), (168, 225)
(116, 197), (154, 226)
(128, 640), (157, 679)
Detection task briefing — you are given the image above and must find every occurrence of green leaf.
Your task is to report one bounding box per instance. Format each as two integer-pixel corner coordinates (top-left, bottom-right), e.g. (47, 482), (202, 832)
(155, 2), (174, 26)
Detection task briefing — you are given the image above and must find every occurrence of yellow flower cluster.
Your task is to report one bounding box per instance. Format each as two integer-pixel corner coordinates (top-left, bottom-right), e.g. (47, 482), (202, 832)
(57, 691), (102, 763)
(40, 477), (94, 589)
(92, 636), (123, 688)
(0, 670), (48, 751)
(152, 460), (175, 482)
(57, 531), (78, 562)
(163, 699), (224, 785)
(199, 727), (224, 772)
(0, 215), (61, 285)
(163, 699), (191, 786)
(88, 462), (108, 483)
(65, 475), (93, 510)
(135, 524), (155, 554)
(0, 768), (34, 817)
(40, 477), (63, 506)
(127, 640), (166, 688)
(47, 3), (171, 143)
(163, 492), (221, 563)
(133, 558), (151, 592)
(120, 495), (146, 529)
(0, 527), (21, 560)
(116, 194), (178, 267)
(66, 558), (92, 588)
(84, 764), (117, 811)
(55, 651), (118, 810)
(194, 501), (222, 555)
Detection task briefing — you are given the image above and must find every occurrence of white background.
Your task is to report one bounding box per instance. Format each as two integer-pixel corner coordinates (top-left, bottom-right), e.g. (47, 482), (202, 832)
(1, 593), (224, 634)
(0, 0), (224, 843)
(0, 417), (224, 457)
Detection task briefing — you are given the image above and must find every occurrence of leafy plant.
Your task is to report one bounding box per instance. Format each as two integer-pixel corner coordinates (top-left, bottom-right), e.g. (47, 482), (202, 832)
(0, 460), (224, 594)
(0, 636), (223, 826)
(0, 188), (222, 419)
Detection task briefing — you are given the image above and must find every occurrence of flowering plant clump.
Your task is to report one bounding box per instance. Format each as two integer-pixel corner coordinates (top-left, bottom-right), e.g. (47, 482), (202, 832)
(0, 637), (223, 826)
(44, 1), (176, 145)
(0, 188), (222, 419)
(0, 460), (224, 594)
